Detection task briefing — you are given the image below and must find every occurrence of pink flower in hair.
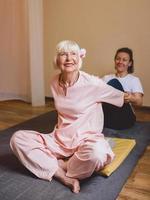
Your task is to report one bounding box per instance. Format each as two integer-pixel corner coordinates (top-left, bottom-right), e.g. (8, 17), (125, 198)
(80, 48), (86, 58)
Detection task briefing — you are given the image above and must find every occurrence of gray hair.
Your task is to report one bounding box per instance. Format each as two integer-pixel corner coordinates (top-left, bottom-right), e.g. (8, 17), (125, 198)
(56, 40), (81, 54)
(53, 40), (84, 69)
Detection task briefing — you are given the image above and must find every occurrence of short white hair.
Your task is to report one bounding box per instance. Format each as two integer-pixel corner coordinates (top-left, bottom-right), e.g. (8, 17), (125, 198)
(56, 40), (81, 54)
(53, 40), (84, 69)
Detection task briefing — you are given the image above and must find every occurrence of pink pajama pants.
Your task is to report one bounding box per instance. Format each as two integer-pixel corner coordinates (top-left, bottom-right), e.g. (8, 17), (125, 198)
(10, 130), (114, 181)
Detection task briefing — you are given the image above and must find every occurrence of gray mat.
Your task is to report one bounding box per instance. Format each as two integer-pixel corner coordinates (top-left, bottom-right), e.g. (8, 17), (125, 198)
(0, 110), (150, 200)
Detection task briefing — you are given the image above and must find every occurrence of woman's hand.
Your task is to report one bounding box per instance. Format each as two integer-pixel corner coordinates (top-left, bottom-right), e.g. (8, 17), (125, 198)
(124, 92), (131, 103)
(124, 92), (143, 106)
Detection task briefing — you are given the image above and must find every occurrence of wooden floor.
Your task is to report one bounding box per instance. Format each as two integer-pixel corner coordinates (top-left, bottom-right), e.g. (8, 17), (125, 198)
(0, 99), (54, 131)
(0, 99), (150, 199)
(118, 107), (150, 200)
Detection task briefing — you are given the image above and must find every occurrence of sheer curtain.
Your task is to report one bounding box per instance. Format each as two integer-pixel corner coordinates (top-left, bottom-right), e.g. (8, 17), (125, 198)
(0, 0), (45, 106)
(0, 0), (30, 102)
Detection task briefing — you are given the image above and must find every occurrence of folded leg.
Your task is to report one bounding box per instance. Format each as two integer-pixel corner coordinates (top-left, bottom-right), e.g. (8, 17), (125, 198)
(66, 136), (114, 179)
(10, 130), (62, 181)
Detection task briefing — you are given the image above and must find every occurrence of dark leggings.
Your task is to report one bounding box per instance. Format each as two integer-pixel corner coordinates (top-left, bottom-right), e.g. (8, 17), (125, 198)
(102, 79), (136, 130)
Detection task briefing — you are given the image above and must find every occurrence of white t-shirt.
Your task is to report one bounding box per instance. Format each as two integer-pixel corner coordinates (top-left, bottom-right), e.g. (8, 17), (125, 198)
(102, 74), (144, 94)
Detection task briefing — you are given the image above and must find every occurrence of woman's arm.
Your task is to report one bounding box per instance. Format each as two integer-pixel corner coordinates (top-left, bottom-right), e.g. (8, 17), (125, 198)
(124, 92), (143, 106)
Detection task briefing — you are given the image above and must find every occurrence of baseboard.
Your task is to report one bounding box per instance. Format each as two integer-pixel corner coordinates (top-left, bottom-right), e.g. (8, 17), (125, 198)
(134, 105), (150, 111)
(0, 92), (30, 102)
(45, 96), (54, 101)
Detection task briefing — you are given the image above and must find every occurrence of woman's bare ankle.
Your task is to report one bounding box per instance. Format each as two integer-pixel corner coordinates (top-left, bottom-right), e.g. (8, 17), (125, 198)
(54, 166), (80, 193)
(58, 159), (67, 171)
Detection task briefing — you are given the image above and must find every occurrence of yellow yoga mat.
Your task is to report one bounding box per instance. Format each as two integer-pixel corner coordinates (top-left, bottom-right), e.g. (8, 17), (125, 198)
(99, 138), (136, 176)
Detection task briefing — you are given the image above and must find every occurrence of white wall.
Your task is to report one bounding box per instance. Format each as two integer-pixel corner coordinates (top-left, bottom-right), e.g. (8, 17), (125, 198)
(44, 0), (150, 106)
(0, 0), (150, 106)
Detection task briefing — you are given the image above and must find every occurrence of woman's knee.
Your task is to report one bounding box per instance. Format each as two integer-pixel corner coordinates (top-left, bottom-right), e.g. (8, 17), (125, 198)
(107, 78), (124, 91)
(91, 147), (107, 165)
(10, 130), (28, 150)
(88, 142), (113, 169)
(81, 143), (106, 164)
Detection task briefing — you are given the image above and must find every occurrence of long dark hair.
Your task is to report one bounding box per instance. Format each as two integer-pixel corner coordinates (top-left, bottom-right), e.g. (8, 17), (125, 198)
(114, 47), (134, 73)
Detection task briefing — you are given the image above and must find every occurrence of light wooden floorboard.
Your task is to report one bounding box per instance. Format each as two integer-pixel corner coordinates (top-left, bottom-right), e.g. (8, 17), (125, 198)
(0, 99), (54, 130)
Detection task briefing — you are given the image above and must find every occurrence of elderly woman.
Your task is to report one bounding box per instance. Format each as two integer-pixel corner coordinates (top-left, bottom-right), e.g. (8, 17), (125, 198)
(10, 40), (126, 193)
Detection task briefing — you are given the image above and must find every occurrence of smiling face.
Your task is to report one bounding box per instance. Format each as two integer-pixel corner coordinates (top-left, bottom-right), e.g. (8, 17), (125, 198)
(115, 52), (132, 74)
(54, 40), (83, 73)
(57, 50), (80, 73)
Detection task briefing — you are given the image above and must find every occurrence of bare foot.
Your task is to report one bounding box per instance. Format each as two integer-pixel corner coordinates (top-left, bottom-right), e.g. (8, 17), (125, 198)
(58, 159), (67, 171)
(54, 166), (80, 193)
